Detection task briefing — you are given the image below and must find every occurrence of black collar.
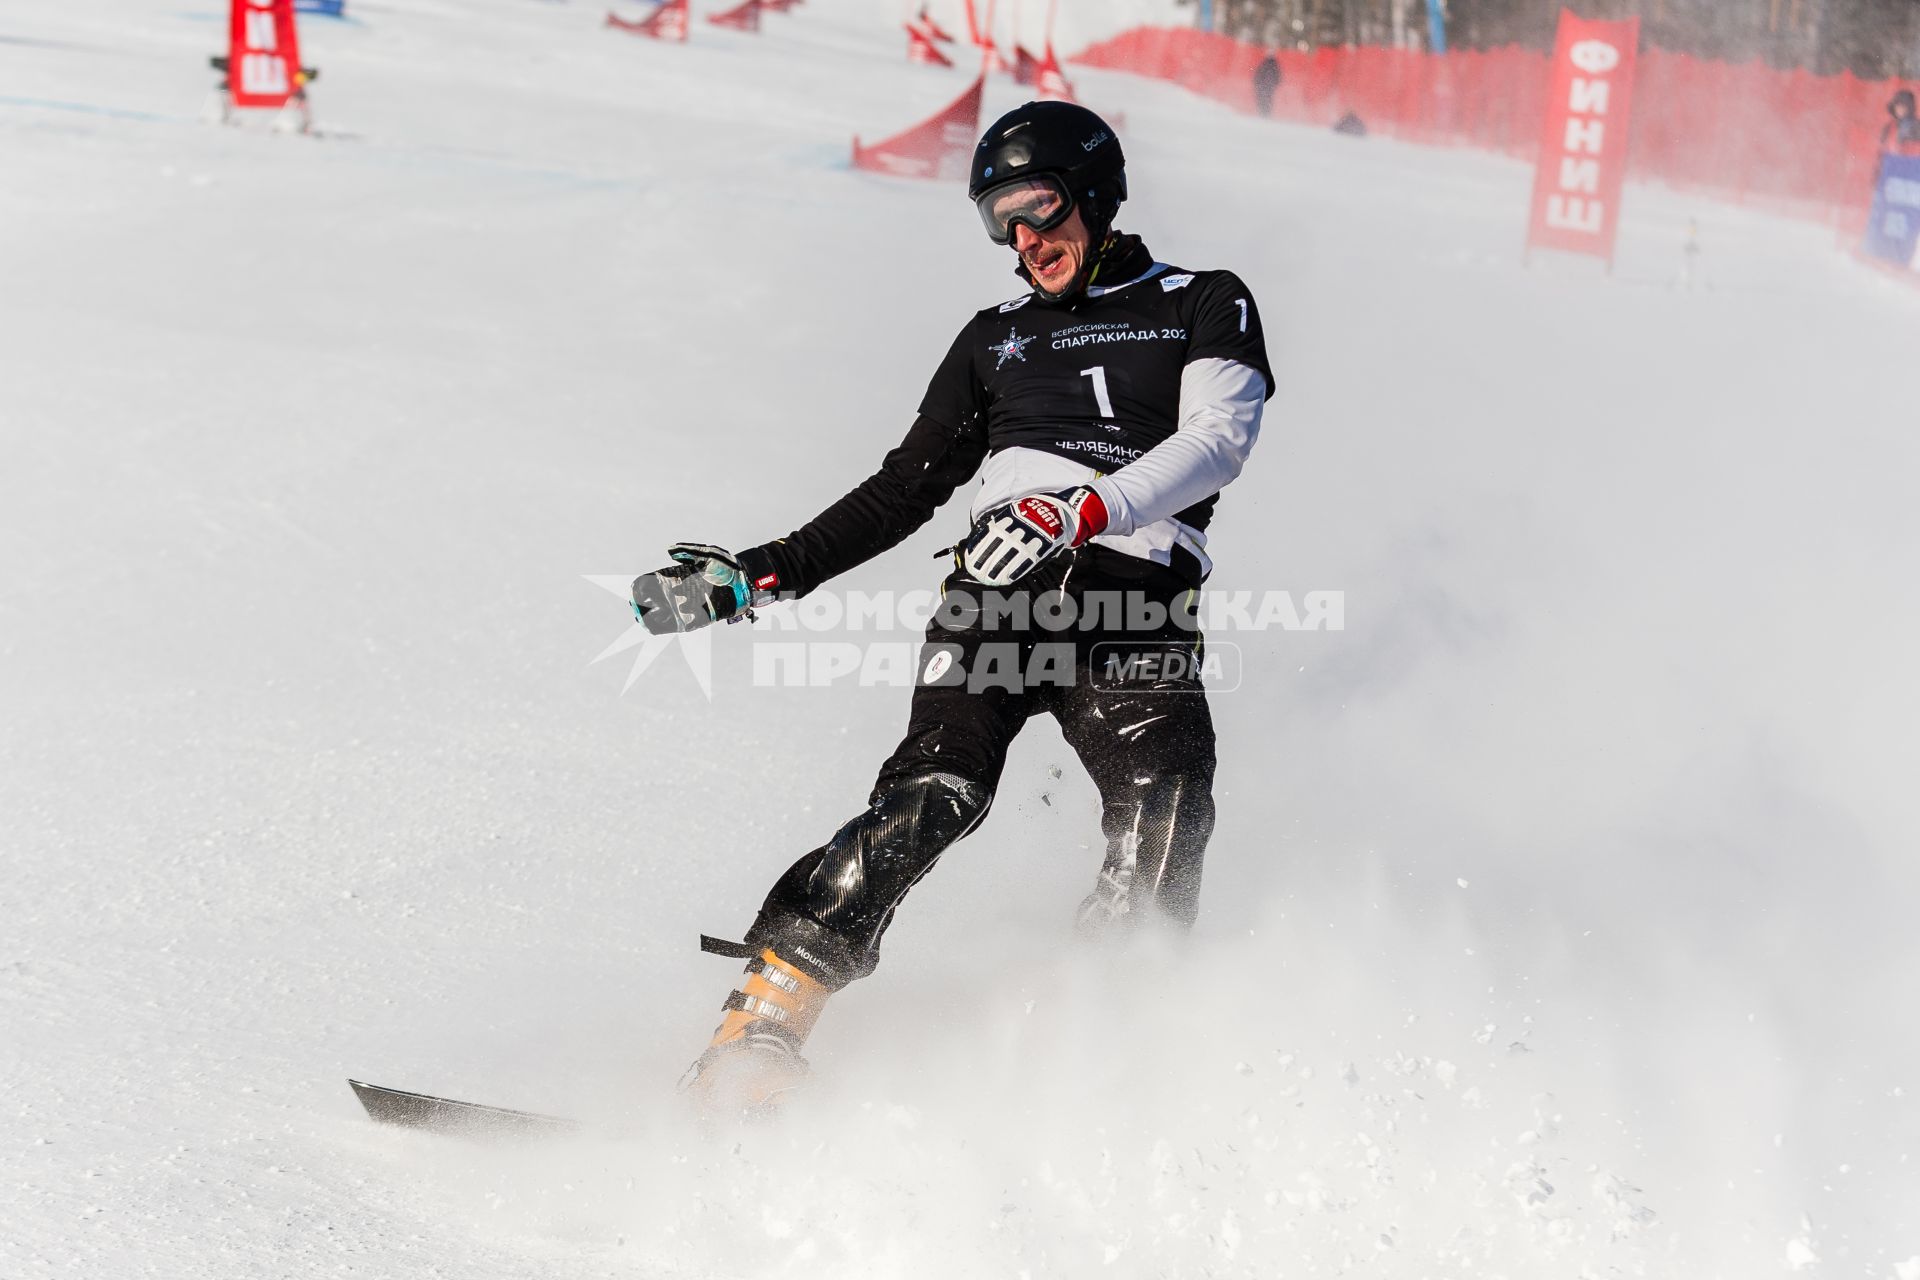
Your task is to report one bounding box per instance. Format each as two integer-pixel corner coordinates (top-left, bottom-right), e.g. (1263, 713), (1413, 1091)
(1015, 232), (1154, 307)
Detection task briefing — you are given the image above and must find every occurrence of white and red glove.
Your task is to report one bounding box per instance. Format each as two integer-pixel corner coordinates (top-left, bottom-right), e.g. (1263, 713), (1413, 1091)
(958, 487), (1108, 587)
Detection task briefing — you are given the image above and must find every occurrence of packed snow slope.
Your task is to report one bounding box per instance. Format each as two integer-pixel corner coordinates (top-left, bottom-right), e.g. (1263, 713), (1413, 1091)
(3, 1), (1917, 1277)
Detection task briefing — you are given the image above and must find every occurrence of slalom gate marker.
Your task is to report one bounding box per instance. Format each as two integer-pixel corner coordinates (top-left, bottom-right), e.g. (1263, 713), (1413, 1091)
(762, 0), (802, 11)
(1860, 152), (1920, 281)
(1035, 41), (1074, 101)
(707, 0), (762, 32)
(607, 0), (688, 41)
(210, 0), (317, 133)
(1012, 44), (1040, 85)
(971, 0), (1008, 74)
(907, 21), (954, 67)
(851, 71), (984, 181)
(917, 5), (955, 43)
(1524, 9), (1640, 271)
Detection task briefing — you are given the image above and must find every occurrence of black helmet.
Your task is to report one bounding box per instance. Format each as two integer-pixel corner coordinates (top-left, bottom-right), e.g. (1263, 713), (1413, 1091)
(968, 101), (1127, 241)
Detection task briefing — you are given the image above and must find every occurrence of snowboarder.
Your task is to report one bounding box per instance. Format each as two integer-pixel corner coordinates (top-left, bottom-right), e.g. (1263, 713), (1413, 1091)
(638, 102), (1273, 1115)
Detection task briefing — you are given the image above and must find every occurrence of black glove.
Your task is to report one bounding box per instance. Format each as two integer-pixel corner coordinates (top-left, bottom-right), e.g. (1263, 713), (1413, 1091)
(631, 542), (775, 635)
(956, 487), (1108, 587)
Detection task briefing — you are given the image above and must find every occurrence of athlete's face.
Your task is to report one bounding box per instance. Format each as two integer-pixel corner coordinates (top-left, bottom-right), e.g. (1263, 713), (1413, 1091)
(1012, 206), (1093, 296)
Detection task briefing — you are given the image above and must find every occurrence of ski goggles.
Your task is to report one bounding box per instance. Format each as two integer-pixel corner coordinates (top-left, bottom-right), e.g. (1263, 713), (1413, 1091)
(974, 174), (1075, 245)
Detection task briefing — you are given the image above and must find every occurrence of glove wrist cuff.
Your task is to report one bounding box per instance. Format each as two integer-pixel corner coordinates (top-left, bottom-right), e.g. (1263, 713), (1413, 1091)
(736, 545), (785, 606)
(1067, 487), (1109, 547)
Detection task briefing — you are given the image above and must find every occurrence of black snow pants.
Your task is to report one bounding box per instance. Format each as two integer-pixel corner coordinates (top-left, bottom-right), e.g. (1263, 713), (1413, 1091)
(743, 545), (1219, 989)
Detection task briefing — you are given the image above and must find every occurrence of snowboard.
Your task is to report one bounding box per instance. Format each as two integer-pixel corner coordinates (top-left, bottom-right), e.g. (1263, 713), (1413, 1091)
(347, 1079), (578, 1140)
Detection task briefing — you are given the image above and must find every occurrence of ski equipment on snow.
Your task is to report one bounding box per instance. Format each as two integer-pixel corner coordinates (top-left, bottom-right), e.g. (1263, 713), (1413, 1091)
(681, 944), (831, 1119)
(347, 1079), (578, 1139)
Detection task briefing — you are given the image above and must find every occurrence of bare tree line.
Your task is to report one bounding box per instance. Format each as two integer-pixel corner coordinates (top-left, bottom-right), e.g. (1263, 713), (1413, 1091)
(1175, 0), (1920, 78)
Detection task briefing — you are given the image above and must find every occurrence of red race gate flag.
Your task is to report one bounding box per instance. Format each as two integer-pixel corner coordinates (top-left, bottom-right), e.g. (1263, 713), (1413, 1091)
(852, 72), (984, 181)
(227, 0), (302, 109)
(707, 0), (761, 32)
(906, 21), (954, 66)
(1012, 44), (1041, 85)
(917, 5), (955, 42)
(1035, 42), (1074, 101)
(968, 0), (1008, 73)
(607, 0), (689, 41)
(962, 0), (983, 45)
(1526, 10), (1640, 269)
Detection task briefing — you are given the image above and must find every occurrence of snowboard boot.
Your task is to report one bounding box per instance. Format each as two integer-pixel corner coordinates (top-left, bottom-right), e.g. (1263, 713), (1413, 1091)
(680, 947), (831, 1120)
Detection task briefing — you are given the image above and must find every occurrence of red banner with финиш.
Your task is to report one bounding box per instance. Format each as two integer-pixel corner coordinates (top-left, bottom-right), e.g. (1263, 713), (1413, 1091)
(227, 0), (302, 109)
(1525, 10), (1640, 266)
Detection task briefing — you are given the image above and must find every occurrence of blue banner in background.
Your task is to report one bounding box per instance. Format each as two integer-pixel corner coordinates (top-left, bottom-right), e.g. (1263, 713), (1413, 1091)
(1862, 153), (1920, 272)
(295, 0), (346, 17)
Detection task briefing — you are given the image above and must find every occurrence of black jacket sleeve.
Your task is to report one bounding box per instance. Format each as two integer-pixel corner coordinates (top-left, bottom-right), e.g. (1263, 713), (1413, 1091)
(740, 411), (988, 598)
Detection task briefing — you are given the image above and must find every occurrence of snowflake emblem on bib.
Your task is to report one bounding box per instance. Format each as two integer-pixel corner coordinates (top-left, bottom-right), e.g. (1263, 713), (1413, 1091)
(989, 327), (1035, 370)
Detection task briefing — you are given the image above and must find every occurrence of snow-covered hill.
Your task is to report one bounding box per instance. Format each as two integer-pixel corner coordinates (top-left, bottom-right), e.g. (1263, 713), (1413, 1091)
(3, 1), (1916, 1276)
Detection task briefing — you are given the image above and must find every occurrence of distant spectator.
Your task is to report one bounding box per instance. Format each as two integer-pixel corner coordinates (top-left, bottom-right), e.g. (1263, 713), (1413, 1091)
(1252, 51), (1281, 118)
(1883, 89), (1920, 155)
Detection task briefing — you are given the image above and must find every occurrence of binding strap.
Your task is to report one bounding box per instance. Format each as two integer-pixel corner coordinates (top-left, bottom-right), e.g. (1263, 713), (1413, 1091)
(749, 955), (801, 993)
(700, 934), (755, 959)
(720, 989), (792, 1024)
